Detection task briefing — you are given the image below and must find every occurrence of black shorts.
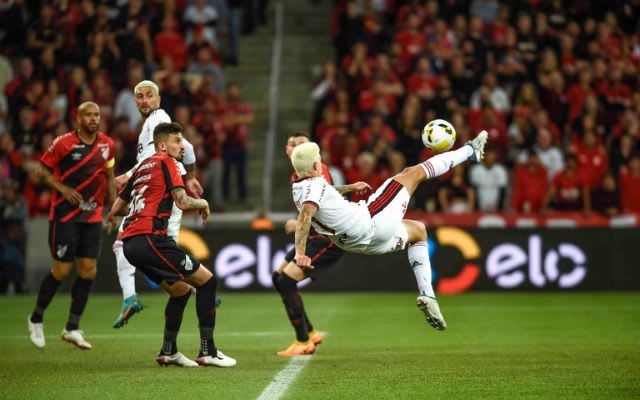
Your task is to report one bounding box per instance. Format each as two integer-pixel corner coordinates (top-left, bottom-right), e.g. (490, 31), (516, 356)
(48, 220), (103, 262)
(284, 234), (344, 279)
(122, 234), (201, 285)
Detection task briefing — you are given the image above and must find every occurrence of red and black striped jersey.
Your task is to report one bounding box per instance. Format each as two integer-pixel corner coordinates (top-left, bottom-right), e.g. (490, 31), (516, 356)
(120, 153), (185, 239)
(290, 164), (334, 184)
(41, 130), (115, 223)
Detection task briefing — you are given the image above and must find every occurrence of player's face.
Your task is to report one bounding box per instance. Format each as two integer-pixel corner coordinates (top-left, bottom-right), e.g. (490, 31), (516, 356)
(285, 136), (309, 158)
(77, 104), (101, 134)
(135, 87), (161, 117)
(164, 133), (185, 161)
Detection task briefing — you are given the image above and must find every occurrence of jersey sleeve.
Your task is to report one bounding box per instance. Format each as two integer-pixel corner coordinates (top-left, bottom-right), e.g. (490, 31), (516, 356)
(106, 138), (116, 168)
(118, 175), (134, 202)
(161, 158), (186, 191)
(301, 179), (327, 209)
(321, 164), (333, 184)
(40, 136), (65, 169)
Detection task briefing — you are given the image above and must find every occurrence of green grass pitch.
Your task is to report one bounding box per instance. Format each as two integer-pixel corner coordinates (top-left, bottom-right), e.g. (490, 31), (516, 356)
(1, 292), (639, 399)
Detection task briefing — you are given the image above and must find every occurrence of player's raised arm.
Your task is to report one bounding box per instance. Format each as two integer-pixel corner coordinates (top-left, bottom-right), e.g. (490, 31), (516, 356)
(334, 182), (372, 196)
(294, 202), (318, 269)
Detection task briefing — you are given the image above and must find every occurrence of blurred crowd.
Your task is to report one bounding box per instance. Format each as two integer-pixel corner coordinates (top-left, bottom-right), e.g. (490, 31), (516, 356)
(312, 0), (640, 216)
(0, 0), (266, 213)
(0, 0), (265, 293)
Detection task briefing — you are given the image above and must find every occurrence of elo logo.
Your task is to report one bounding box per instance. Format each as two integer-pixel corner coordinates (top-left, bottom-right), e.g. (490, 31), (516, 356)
(432, 228), (588, 293)
(486, 235), (587, 289)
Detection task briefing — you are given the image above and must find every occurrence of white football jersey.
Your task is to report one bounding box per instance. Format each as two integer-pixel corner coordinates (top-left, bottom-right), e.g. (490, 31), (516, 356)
(292, 176), (374, 252)
(136, 108), (196, 174)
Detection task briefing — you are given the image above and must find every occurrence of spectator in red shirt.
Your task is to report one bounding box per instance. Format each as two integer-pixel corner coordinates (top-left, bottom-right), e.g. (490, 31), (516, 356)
(358, 113), (396, 154)
(543, 154), (589, 213)
(574, 130), (609, 189)
(221, 83), (253, 203)
(345, 152), (388, 203)
(406, 56), (438, 101)
(619, 154), (640, 213)
(154, 17), (188, 71)
(566, 66), (594, 125)
(393, 13), (425, 69)
(511, 151), (548, 213)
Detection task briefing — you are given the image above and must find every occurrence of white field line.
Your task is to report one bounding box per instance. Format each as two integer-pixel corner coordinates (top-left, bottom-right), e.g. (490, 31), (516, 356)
(256, 356), (311, 400)
(256, 331), (328, 400)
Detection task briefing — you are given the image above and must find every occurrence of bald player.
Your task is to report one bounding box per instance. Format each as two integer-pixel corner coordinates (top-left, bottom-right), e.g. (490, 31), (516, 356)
(28, 102), (116, 350)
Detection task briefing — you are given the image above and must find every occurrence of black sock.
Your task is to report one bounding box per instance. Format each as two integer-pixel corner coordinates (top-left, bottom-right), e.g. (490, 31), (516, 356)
(31, 272), (62, 323)
(196, 276), (217, 356)
(274, 271), (315, 333)
(160, 291), (191, 355)
(276, 273), (309, 342)
(65, 277), (93, 331)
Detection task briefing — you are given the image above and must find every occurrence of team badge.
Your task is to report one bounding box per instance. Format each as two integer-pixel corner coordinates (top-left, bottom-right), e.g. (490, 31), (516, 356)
(56, 245), (68, 258)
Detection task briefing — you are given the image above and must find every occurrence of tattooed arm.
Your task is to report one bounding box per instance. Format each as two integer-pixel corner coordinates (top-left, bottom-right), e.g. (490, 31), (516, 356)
(293, 202), (318, 269)
(172, 187), (210, 223)
(334, 181), (372, 195)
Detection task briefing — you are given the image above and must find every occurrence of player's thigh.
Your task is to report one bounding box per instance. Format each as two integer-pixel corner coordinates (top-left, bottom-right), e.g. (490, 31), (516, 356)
(368, 185), (410, 243)
(303, 236), (344, 280)
(76, 222), (103, 260)
(402, 219), (427, 243)
(48, 220), (79, 263)
(123, 235), (201, 286)
(184, 265), (213, 287)
(283, 262), (306, 282)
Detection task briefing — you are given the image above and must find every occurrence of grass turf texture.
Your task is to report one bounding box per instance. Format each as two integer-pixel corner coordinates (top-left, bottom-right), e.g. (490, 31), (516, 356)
(1, 292), (639, 399)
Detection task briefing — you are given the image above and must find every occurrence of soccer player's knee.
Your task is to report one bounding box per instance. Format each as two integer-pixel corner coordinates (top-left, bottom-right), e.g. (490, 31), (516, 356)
(52, 263), (72, 280)
(78, 265), (97, 280)
(415, 222), (428, 241)
(277, 273), (297, 293)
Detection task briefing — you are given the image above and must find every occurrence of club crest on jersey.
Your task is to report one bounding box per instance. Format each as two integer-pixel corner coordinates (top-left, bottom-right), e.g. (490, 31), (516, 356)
(56, 245), (68, 258)
(99, 143), (109, 160)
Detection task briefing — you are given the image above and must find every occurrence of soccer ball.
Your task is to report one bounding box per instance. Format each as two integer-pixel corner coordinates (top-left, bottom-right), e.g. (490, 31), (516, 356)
(422, 119), (456, 152)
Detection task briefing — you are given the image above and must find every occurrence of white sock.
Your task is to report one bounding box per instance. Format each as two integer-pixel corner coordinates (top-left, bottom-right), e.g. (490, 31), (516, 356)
(420, 145), (473, 179)
(113, 240), (137, 299)
(408, 241), (435, 298)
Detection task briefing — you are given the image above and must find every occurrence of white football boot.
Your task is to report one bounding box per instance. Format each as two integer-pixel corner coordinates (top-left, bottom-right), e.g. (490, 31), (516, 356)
(196, 350), (237, 367)
(28, 317), (45, 348)
(60, 329), (92, 349)
(156, 352), (199, 367)
(466, 130), (488, 162)
(417, 296), (447, 331)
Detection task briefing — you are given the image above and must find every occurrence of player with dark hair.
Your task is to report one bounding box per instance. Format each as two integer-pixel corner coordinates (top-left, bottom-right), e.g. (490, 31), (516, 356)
(272, 131), (354, 356)
(289, 131), (488, 331)
(111, 80), (204, 329)
(28, 102), (116, 349)
(108, 122), (235, 367)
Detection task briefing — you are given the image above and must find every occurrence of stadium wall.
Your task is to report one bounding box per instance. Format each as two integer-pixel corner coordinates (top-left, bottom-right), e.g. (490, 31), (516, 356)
(25, 219), (640, 293)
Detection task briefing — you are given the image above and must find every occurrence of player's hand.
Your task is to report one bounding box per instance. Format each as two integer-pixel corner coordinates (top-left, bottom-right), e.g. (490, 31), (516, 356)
(294, 254), (314, 270)
(351, 181), (372, 195)
(106, 213), (118, 235)
(200, 202), (210, 224)
(114, 174), (129, 191)
(60, 186), (83, 206)
(284, 219), (297, 235)
(186, 177), (204, 198)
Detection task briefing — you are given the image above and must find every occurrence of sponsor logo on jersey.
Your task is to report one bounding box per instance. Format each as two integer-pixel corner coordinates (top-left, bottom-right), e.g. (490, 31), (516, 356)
(73, 144), (85, 149)
(78, 197), (98, 211)
(71, 152), (82, 161)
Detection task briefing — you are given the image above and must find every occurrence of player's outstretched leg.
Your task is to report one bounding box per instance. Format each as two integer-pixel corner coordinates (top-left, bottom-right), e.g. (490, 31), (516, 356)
(113, 240), (144, 328)
(156, 288), (197, 367)
(420, 130), (488, 180)
(403, 220), (447, 331)
(194, 275), (236, 367)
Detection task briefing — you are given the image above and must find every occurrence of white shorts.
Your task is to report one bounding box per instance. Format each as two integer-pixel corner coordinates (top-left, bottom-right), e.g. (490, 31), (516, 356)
(118, 203), (182, 242)
(359, 178), (410, 255)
